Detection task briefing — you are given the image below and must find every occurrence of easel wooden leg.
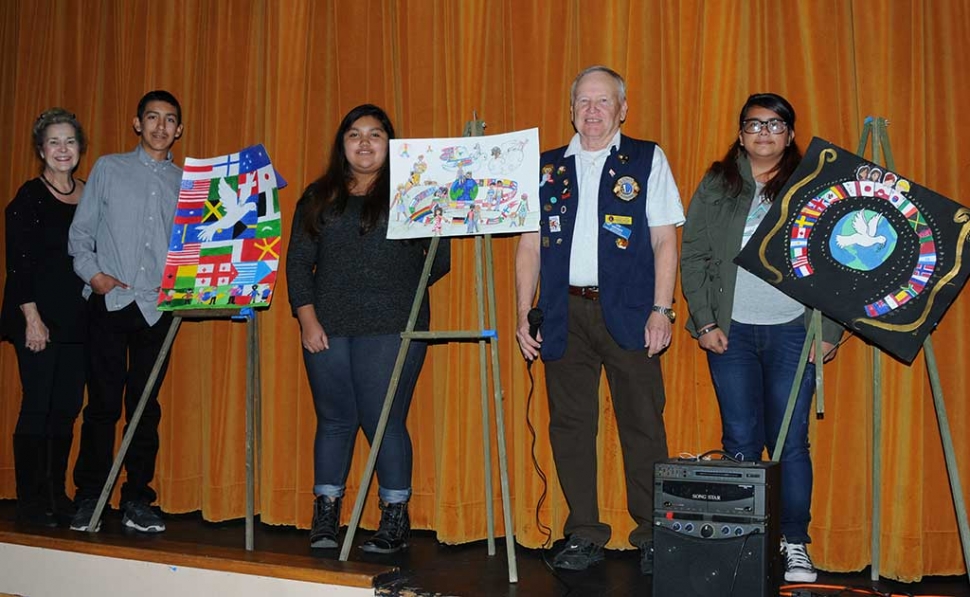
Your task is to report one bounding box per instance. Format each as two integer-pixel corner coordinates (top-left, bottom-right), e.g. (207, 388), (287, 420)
(85, 316), (182, 533)
(771, 311), (818, 462)
(871, 345), (883, 581)
(923, 339), (970, 578)
(483, 236), (518, 583)
(245, 313), (259, 551)
(475, 236), (497, 555)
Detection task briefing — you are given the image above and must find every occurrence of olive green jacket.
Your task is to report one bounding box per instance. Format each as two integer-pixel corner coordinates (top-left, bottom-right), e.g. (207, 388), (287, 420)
(679, 154), (844, 344)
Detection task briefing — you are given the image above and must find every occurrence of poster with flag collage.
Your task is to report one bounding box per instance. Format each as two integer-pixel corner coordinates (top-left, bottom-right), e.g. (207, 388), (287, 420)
(158, 144), (287, 312)
(735, 137), (970, 363)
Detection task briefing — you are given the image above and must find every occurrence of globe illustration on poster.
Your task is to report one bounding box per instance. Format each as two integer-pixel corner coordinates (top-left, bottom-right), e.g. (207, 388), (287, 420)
(829, 209), (898, 271)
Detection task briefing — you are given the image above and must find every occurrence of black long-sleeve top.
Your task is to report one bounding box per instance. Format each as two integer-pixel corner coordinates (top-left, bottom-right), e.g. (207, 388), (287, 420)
(1, 178), (87, 343)
(286, 195), (450, 337)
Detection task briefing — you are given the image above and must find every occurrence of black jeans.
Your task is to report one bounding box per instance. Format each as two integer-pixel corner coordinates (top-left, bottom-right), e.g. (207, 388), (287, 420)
(73, 295), (173, 504)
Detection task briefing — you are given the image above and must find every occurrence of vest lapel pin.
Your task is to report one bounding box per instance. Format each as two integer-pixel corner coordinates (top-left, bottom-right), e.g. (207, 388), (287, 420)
(613, 176), (640, 201)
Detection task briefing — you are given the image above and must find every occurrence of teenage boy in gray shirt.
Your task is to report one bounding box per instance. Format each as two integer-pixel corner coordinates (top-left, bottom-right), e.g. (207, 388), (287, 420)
(68, 90), (184, 533)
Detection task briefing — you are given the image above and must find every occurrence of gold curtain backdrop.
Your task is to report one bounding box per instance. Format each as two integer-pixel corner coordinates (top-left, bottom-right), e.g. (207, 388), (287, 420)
(1, 0), (968, 581)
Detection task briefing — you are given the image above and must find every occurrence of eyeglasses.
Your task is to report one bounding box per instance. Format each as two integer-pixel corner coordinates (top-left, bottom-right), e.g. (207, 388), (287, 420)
(741, 119), (788, 135)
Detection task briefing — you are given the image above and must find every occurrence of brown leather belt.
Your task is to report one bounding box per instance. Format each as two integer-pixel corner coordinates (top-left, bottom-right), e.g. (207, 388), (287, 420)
(568, 285), (600, 300)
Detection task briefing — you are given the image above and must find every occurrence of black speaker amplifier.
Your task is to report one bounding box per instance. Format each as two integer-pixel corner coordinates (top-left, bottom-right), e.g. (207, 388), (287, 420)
(653, 458), (782, 597)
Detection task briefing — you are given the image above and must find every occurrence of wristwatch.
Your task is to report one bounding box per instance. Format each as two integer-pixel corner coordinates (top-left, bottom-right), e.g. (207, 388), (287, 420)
(652, 305), (676, 323)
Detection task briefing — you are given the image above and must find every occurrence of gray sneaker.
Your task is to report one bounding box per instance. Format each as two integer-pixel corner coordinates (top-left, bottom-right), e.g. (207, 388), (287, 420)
(122, 501), (166, 533)
(69, 498), (101, 532)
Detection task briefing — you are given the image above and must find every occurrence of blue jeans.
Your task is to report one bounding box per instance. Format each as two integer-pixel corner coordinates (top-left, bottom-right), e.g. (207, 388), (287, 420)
(303, 334), (426, 504)
(707, 321), (815, 543)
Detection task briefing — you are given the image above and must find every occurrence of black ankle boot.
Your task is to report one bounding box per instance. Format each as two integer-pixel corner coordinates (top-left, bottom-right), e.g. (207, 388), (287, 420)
(49, 434), (77, 525)
(309, 495), (341, 549)
(360, 500), (410, 554)
(13, 435), (56, 528)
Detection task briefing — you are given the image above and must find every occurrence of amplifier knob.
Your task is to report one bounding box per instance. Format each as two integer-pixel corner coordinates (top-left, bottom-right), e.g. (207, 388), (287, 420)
(672, 522), (682, 531)
(700, 524), (714, 538)
(721, 525), (731, 535)
(734, 527), (744, 536)
(684, 523), (695, 533)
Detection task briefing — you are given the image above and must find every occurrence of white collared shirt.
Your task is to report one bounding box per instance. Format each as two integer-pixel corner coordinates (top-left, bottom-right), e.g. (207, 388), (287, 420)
(564, 131), (685, 286)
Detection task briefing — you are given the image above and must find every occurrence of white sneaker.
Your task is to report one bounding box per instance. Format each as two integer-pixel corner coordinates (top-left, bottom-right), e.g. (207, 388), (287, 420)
(781, 537), (817, 582)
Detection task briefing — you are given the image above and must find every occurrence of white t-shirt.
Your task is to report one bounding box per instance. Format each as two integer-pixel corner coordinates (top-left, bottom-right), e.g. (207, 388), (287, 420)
(565, 131), (685, 286)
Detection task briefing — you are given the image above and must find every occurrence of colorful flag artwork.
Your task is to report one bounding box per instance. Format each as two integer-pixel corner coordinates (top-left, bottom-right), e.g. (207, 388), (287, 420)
(387, 128), (540, 239)
(735, 137), (970, 363)
(158, 144), (287, 311)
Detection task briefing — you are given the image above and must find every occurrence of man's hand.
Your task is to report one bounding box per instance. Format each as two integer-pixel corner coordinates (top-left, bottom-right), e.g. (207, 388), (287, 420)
(90, 272), (128, 295)
(514, 232), (541, 362)
(644, 311), (672, 357)
(515, 312), (541, 361)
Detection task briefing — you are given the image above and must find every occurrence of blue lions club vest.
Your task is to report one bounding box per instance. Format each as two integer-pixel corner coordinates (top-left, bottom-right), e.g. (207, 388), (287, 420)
(537, 136), (657, 361)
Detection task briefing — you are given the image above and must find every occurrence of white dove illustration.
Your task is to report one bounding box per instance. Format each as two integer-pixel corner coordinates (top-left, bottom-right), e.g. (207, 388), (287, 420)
(835, 211), (886, 249)
(196, 178), (257, 242)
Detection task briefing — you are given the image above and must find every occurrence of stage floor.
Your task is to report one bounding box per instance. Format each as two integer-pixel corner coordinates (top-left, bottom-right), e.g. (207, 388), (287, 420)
(1, 500), (967, 597)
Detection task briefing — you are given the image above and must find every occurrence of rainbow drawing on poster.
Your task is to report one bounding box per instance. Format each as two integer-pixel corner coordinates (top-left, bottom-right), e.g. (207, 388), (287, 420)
(158, 144), (287, 311)
(387, 128), (540, 239)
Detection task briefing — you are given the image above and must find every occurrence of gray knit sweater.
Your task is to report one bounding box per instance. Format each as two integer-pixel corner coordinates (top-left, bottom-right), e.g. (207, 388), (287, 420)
(286, 195), (450, 337)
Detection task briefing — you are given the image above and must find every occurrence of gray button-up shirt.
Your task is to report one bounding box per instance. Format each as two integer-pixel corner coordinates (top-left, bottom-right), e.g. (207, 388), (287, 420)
(69, 144), (182, 325)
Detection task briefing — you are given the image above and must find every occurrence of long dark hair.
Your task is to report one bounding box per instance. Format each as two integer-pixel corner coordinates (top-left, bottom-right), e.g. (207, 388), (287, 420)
(707, 93), (801, 202)
(300, 104), (396, 237)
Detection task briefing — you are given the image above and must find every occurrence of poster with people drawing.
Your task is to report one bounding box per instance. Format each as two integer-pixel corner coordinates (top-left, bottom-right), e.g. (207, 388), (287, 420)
(157, 144), (287, 311)
(387, 128), (539, 239)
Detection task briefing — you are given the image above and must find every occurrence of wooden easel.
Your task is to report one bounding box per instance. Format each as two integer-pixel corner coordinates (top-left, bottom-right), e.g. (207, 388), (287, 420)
(84, 309), (264, 551)
(771, 119), (969, 584)
(338, 114), (519, 583)
(856, 117), (970, 582)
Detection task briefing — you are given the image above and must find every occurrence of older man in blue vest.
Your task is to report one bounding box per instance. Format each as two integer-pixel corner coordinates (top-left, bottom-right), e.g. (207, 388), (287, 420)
(515, 66), (684, 574)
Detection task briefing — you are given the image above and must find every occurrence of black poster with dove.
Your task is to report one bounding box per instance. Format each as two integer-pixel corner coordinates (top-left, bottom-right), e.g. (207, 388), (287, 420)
(735, 137), (970, 363)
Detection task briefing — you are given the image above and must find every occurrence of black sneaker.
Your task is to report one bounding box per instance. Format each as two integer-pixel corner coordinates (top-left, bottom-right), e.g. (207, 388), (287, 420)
(781, 537), (818, 582)
(638, 540), (654, 575)
(122, 501), (166, 533)
(51, 491), (77, 527)
(70, 498), (101, 532)
(360, 501), (410, 554)
(309, 496), (340, 549)
(15, 501), (56, 528)
(552, 535), (605, 571)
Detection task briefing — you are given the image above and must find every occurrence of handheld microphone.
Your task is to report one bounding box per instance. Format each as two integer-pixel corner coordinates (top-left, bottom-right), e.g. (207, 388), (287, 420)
(527, 308), (544, 340)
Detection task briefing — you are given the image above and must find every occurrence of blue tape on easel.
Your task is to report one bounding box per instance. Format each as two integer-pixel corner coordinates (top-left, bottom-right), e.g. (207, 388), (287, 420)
(232, 307), (255, 321)
(482, 329), (497, 338)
